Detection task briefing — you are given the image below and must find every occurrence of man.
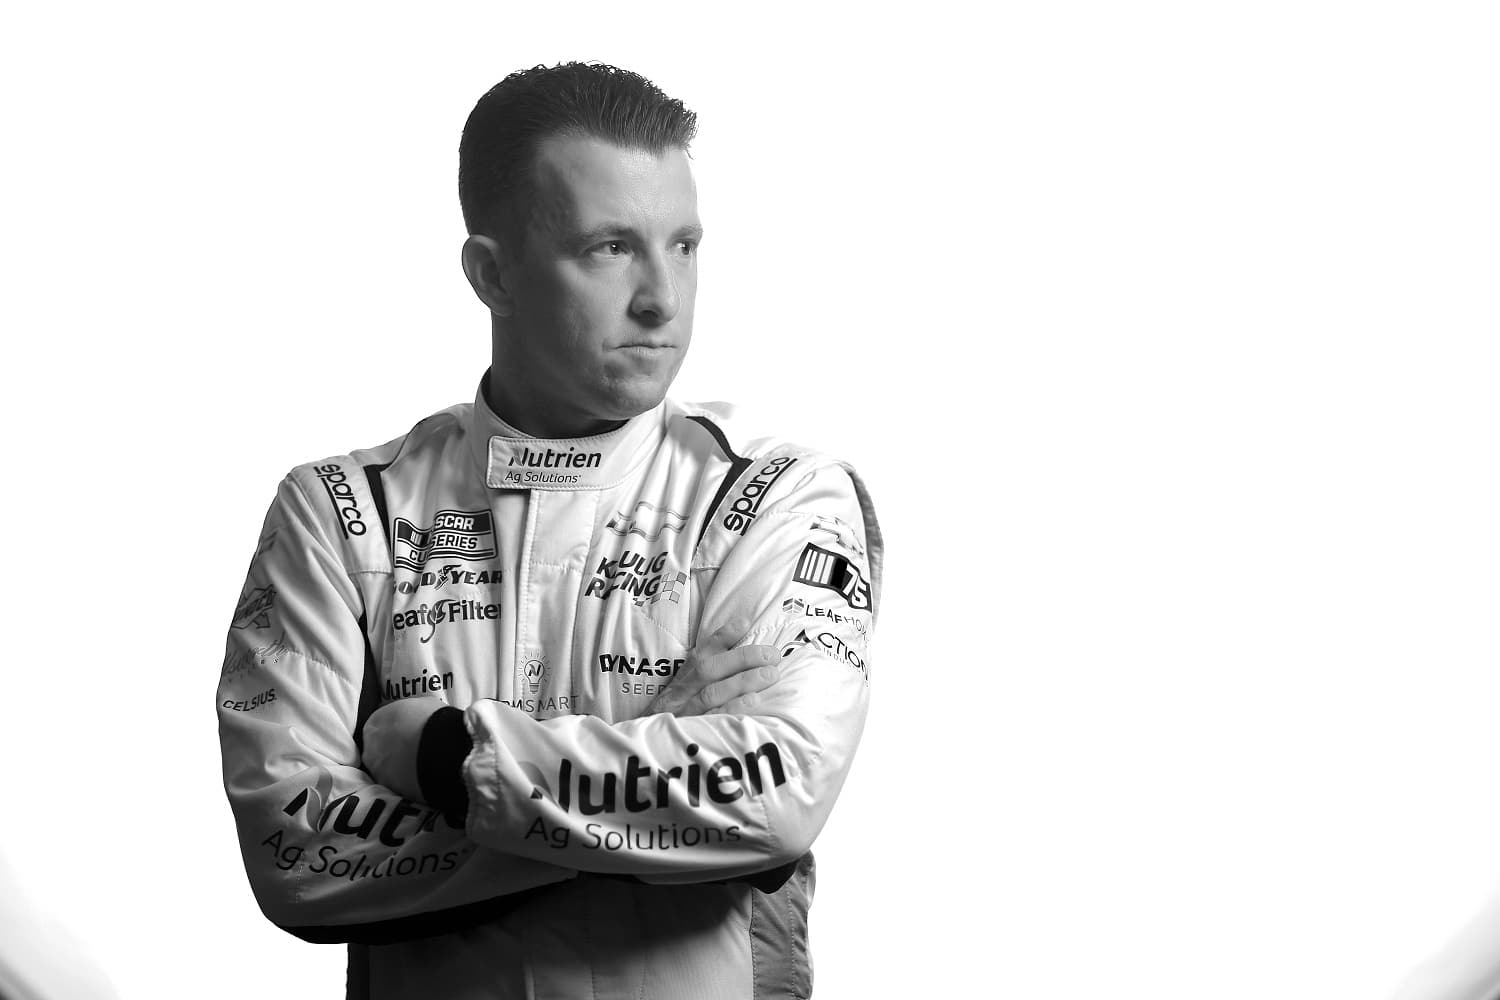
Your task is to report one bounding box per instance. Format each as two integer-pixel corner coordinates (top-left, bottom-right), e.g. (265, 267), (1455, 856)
(217, 62), (881, 1000)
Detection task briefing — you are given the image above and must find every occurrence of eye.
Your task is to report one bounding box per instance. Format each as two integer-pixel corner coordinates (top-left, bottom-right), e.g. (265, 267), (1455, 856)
(673, 239), (698, 257)
(590, 240), (629, 257)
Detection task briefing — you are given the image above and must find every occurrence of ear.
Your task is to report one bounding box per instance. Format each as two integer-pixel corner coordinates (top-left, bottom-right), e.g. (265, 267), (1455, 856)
(461, 235), (514, 317)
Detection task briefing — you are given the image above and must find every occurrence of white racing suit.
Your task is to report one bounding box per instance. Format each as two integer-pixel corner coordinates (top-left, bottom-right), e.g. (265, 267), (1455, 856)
(216, 380), (881, 1000)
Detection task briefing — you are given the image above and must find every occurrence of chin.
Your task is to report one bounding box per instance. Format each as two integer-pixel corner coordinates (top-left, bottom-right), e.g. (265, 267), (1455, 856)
(606, 386), (672, 419)
(598, 380), (672, 422)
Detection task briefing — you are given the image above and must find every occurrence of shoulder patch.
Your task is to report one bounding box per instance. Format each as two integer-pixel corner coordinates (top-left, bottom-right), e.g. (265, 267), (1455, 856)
(683, 414), (814, 548)
(717, 454), (803, 539)
(290, 457), (391, 575)
(306, 459), (375, 543)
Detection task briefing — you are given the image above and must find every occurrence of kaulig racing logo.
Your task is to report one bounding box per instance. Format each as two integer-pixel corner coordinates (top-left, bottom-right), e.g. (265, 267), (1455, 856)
(584, 549), (673, 600)
(633, 570), (687, 609)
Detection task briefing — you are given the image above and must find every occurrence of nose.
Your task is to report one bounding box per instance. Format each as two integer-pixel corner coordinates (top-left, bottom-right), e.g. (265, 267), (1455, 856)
(629, 251), (681, 325)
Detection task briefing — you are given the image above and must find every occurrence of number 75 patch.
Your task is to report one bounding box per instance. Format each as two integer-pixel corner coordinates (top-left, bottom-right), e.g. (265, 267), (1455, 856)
(792, 543), (872, 611)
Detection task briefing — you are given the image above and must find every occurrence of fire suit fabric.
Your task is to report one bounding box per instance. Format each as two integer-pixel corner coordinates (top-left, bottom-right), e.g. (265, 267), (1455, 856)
(216, 381), (880, 1000)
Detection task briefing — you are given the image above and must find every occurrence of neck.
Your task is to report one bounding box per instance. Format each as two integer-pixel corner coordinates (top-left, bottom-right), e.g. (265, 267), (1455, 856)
(482, 368), (625, 439)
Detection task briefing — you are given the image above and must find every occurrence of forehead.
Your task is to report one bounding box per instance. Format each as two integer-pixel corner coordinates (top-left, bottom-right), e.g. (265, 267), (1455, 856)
(528, 133), (698, 236)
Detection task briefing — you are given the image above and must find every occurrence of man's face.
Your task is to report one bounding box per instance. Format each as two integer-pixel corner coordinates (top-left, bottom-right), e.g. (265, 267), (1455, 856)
(495, 133), (700, 437)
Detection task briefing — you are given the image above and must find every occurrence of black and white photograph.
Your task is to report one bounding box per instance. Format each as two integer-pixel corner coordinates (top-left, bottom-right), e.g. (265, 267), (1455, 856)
(1, 3), (1497, 998)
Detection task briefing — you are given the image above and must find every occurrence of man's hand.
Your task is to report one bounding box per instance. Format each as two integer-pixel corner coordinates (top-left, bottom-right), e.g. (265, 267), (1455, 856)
(647, 620), (782, 718)
(361, 696), (449, 801)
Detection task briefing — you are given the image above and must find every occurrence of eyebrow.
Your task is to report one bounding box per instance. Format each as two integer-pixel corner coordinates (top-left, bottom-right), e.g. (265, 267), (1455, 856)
(571, 223), (705, 246)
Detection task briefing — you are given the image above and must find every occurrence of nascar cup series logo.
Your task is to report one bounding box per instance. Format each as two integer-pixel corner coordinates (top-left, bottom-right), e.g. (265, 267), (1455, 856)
(393, 510), (497, 572)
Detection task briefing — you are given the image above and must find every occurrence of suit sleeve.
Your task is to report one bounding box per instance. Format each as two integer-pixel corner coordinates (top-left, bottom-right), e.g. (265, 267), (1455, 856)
(459, 460), (880, 882)
(216, 474), (575, 944)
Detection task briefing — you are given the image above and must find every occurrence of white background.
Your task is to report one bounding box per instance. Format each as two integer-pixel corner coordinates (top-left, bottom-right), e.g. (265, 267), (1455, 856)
(1, 3), (1497, 998)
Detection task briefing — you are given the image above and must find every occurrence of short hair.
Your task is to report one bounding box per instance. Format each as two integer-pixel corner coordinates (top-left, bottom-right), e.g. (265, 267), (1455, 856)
(458, 62), (698, 243)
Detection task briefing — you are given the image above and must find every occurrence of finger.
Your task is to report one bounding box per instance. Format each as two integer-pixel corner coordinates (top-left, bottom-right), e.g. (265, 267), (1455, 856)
(694, 618), (749, 660)
(645, 683), (685, 716)
(645, 675), (699, 716)
(715, 689), (765, 716)
(647, 643), (779, 717)
(695, 662), (780, 715)
(693, 643), (781, 684)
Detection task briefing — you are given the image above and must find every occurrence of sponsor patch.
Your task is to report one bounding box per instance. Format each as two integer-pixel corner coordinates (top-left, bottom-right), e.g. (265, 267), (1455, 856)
(597, 653), (685, 678)
(223, 688), (277, 712)
(222, 631), (293, 680)
(391, 598), (500, 644)
(792, 543), (872, 611)
(315, 463), (367, 538)
(384, 669), (454, 700)
(489, 442), (606, 489)
(780, 627), (869, 680)
(501, 693), (576, 715)
(781, 596), (868, 633)
(723, 456), (797, 535)
(280, 788), (456, 841)
(606, 502), (687, 541)
(232, 585), (276, 630)
(518, 656), (549, 697)
(585, 549), (675, 601)
(395, 564), (502, 594)
(263, 788), (469, 880)
(516, 742), (786, 852)
(599, 652), (685, 698)
(393, 510), (497, 572)
(508, 445), (602, 470)
(634, 570), (687, 609)
(519, 741), (786, 815)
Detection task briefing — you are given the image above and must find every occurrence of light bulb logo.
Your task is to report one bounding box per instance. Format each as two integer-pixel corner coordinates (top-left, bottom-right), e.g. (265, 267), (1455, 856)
(522, 658), (547, 696)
